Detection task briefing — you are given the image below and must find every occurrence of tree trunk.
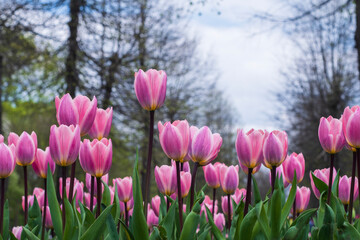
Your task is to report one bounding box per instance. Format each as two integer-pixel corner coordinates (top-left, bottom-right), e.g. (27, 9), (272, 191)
(65, 0), (82, 96)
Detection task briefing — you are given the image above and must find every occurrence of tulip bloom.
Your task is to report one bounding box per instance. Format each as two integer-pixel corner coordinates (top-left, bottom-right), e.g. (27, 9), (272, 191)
(32, 147), (55, 179)
(49, 124), (81, 167)
(236, 129), (267, 169)
(339, 175), (359, 205)
(341, 106), (360, 148)
(42, 206), (53, 228)
(239, 161), (261, 175)
(188, 126), (222, 166)
(203, 162), (222, 189)
(0, 143), (16, 179)
(200, 195), (218, 217)
(113, 177), (133, 203)
(147, 208), (159, 229)
(59, 177), (84, 207)
(232, 188), (247, 204)
(221, 195), (234, 216)
(310, 168), (337, 199)
(12, 226), (22, 239)
(154, 164), (177, 196)
(85, 173), (109, 194)
(88, 107), (113, 140)
(180, 171), (191, 198)
(55, 94), (97, 136)
(214, 213), (225, 232)
(8, 131), (37, 166)
(79, 138), (112, 178)
(282, 153), (305, 184)
(84, 192), (97, 210)
(134, 69), (167, 111)
(268, 164), (289, 188)
(318, 116), (345, 154)
(220, 165), (239, 195)
(263, 130), (288, 168)
(151, 196), (161, 217)
(295, 187), (310, 214)
(158, 120), (190, 162)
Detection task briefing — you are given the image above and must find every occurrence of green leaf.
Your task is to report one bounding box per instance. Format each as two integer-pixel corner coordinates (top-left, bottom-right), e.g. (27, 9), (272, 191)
(111, 182), (121, 226)
(132, 150), (149, 240)
(47, 167), (63, 239)
(232, 200), (245, 240)
(149, 227), (161, 240)
(22, 228), (40, 240)
(280, 172), (297, 227)
(270, 188), (281, 239)
(197, 226), (211, 240)
(339, 222), (360, 239)
(79, 202), (95, 234)
(63, 198), (77, 240)
(239, 208), (257, 239)
(253, 176), (261, 204)
(105, 209), (119, 240)
(158, 197), (176, 238)
(284, 208), (317, 240)
(102, 180), (111, 206)
(311, 172), (328, 197)
(205, 206), (225, 240)
(331, 170), (340, 196)
(119, 219), (135, 240)
(180, 202), (201, 240)
(255, 201), (270, 240)
(80, 205), (113, 240)
(28, 196), (42, 233)
(3, 200), (9, 240)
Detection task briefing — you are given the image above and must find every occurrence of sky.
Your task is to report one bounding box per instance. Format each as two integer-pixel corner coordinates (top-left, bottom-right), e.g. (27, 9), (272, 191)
(188, 0), (294, 130)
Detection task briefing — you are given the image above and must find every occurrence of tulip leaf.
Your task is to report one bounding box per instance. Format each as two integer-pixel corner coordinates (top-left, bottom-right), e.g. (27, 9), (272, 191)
(149, 227), (161, 240)
(180, 202), (201, 240)
(205, 206), (225, 240)
(231, 198), (244, 240)
(28, 196), (42, 234)
(102, 180), (111, 206)
(119, 219), (135, 240)
(132, 151), (149, 240)
(255, 201), (270, 240)
(280, 172), (297, 227)
(158, 196), (176, 238)
(79, 201), (95, 234)
(339, 222), (360, 239)
(311, 172), (328, 196)
(284, 208), (317, 240)
(331, 170), (340, 197)
(22, 227), (40, 240)
(80, 204), (113, 240)
(111, 182), (121, 226)
(105, 209), (119, 240)
(252, 176), (261, 204)
(239, 207), (257, 239)
(64, 198), (77, 240)
(198, 226), (211, 240)
(270, 188), (281, 239)
(3, 200), (9, 240)
(47, 167), (63, 240)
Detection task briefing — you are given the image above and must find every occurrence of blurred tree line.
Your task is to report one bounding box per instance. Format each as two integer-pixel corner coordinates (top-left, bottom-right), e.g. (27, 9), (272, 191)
(256, 0), (360, 206)
(0, 0), (238, 225)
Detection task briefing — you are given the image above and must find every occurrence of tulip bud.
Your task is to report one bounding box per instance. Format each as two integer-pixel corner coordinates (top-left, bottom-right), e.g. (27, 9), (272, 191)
(151, 195), (161, 216)
(0, 143), (16, 178)
(263, 130), (288, 168)
(220, 165), (239, 195)
(232, 188), (247, 204)
(268, 164), (289, 188)
(88, 107), (113, 140)
(339, 175), (359, 205)
(188, 126), (222, 166)
(236, 129), (267, 169)
(341, 106), (360, 148)
(85, 173), (109, 194)
(295, 186), (310, 214)
(180, 171), (191, 198)
(203, 162), (222, 188)
(310, 168), (337, 199)
(182, 161), (190, 172)
(214, 213), (225, 232)
(158, 120), (190, 162)
(55, 94), (97, 136)
(221, 195), (233, 216)
(49, 124), (80, 167)
(79, 138), (112, 177)
(282, 152), (305, 184)
(147, 208), (159, 229)
(154, 164), (177, 196)
(134, 69), (167, 111)
(8, 131), (37, 166)
(12, 226), (23, 239)
(42, 206), (53, 228)
(59, 177), (84, 206)
(113, 177), (133, 203)
(84, 192), (97, 209)
(32, 147), (55, 178)
(318, 116), (345, 153)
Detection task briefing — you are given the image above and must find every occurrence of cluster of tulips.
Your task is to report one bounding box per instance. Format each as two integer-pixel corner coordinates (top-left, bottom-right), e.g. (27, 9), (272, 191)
(2, 68), (360, 239)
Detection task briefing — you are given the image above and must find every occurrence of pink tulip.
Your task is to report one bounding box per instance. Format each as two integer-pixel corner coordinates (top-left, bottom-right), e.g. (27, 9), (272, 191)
(12, 226), (22, 239)
(154, 164), (177, 196)
(188, 126), (222, 166)
(0, 135), (4, 144)
(158, 120), (190, 162)
(282, 152), (305, 184)
(113, 177), (133, 203)
(182, 161), (190, 172)
(221, 195), (233, 216)
(214, 213), (225, 231)
(268, 164), (289, 188)
(8, 131), (37, 166)
(203, 162), (222, 188)
(134, 69), (167, 111)
(295, 187), (310, 214)
(49, 124), (80, 166)
(180, 171), (191, 198)
(0, 143), (16, 178)
(201, 195), (218, 216)
(236, 129), (267, 169)
(220, 165), (239, 195)
(341, 106), (360, 148)
(310, 168), (337, 199)
(79, 138), (112, 177)
(318, 116), (345, 153)
(147, 208), (159, 229)
(88, 107), (113, 140)
(42, 206), (53, 228)
(339, 175), (359, 205)
(59, 177), (84, 206)
(232, 188), (247, 204)
(84, 192), (97, 209)
(22, 195), (34, 211)
(32, 147), (55, 178)
(151, 195), (161, 216)
(55, 94), (98, 136)
(239, 161), (261, 175)
(124, 197), (134, 211)
(22, 188), (46, 210)
(85, 173), (109, 194)
(263, 130), (288, 168)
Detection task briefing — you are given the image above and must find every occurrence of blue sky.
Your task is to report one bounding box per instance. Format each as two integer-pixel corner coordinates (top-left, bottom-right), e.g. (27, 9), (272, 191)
(188, 0), (294, 130)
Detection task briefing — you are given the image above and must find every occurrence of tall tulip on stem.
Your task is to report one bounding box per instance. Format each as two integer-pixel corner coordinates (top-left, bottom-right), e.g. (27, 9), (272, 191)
(0, 142), (16, 235)
(158, 120), (190, 231)
(203, 162), (222, 218)
(114, 177), (133, 226)
(263, 130), (288, 193)
(342, 106), (360, 221)
(134, 69), (167, 217)
(32, 147), (55, 240)
(236, 129), (267, 216)
(187, 126), (222, 209)
(8, 131), (37, 225)
(318, 116), (345, 204)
